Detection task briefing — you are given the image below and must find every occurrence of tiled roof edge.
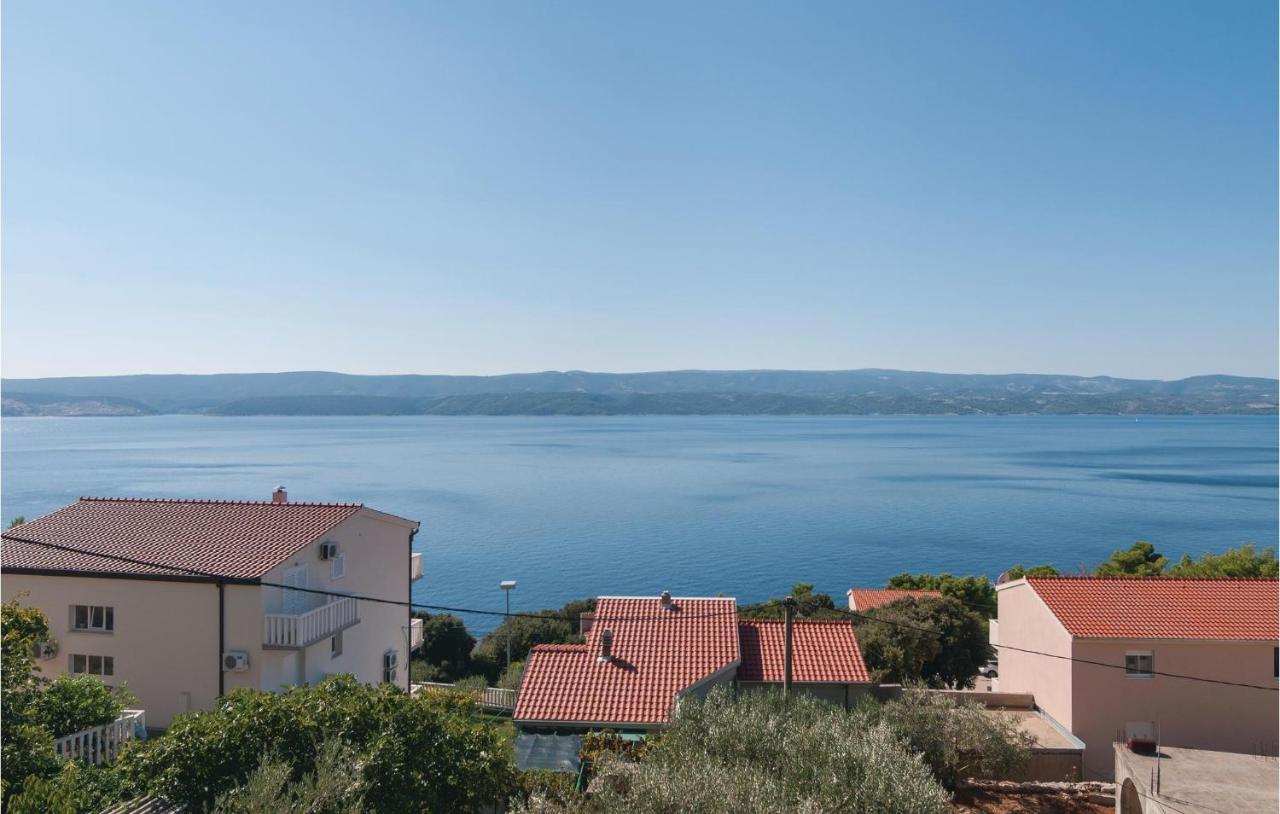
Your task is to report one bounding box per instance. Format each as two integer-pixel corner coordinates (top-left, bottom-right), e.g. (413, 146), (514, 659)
(78, 496), (365, 508)
(1027, 576), (1278, 582)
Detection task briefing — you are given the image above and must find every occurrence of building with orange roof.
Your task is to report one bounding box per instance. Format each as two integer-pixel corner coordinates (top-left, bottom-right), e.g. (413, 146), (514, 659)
(994, 576), (1279, 780)
(847, 587), (943, 612)
(1, 489), (422, 727)
(514, 593), (874, 770)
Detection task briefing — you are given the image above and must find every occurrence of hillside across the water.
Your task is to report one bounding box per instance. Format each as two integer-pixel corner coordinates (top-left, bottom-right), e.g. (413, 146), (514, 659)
(2, 369), (1276, 416)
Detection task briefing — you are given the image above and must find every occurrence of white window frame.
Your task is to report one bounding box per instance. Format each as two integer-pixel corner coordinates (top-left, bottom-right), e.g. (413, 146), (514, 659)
(330, 553), (346, 581)
(70, 653), (115, 677)
(71, 604), (114, 633)
(1125, 650), (1154, 678)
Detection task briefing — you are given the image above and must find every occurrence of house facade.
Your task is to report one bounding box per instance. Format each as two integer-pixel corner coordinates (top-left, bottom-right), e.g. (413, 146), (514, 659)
(513, 593), (873, 770)
(994, 576), (1278, 780)
(1, 491), (422, 728)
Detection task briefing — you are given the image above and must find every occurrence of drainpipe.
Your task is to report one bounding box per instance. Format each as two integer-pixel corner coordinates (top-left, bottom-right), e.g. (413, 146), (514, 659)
(217, 582), (225, 696)
(783, 595), (797, 697)
(407, 526), (419, 691)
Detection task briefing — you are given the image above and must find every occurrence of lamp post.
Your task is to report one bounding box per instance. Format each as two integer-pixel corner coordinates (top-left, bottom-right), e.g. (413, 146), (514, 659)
(500, 580), (517, 670)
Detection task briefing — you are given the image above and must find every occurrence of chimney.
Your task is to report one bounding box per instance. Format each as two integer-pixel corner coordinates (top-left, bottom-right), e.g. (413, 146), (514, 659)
(272, 486), (288, 504)
(598, 629), (613, 663)
(660, 590), (673, 610)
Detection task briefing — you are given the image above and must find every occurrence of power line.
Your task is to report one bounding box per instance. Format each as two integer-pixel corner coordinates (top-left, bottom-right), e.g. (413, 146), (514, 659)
(5, 532), (1276, 692)
(0, 533), (740, 623)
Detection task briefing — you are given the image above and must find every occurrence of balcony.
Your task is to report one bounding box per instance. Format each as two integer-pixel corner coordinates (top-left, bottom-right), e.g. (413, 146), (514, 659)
(411, 552), (424, 581)
(55, 709), (145, 766)
(264, 596), (359, 649)
(410, 617), (424, 651)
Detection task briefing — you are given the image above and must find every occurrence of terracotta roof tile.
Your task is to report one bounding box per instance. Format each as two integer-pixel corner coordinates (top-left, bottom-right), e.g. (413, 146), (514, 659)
(1024, 577), (1279, 640)
(736, 620), (870, 683)
(848, 588), (942, 611)
(1, 497), (364, 580)
(514, 597), (740, 726)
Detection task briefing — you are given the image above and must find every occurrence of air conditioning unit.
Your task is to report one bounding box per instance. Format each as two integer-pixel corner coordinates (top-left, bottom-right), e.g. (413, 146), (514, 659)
(222, 651), (250, 672)
(382, 649), (398, 683)
(33, 640), (57, 660)
(319, 541), (339, 561)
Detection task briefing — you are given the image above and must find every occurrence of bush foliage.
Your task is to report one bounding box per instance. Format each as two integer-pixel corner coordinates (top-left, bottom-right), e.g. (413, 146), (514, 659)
(119, 675), (514, 813)
(854, 596), (990, 687)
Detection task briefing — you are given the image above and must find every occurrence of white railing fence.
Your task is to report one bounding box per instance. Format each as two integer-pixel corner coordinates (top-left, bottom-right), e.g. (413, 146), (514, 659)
(412, 681), (516, 712)
(264, 596), (358, 648)
(54, 709), (145, 766)
(410, 617), (424, 651)
(410, 552), (424, 581)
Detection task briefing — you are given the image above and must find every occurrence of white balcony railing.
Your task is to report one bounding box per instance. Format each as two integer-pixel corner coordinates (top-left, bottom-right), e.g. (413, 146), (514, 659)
(410, 617), (424, 651)
(54, 709), (145, 765)
(410, 552), (424, 581)
(264, 596), (358, 648)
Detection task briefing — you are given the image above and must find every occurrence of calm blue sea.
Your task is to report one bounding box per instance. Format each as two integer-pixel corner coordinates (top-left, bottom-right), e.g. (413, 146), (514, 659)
(3, 415), (1276, 635)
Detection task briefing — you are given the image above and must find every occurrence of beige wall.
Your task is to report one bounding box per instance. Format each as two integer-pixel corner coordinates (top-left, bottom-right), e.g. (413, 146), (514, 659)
(258, 509), (415, 692)
(2, 574), (221, 728)
(2, 506), (419, 728)
(994, 580), (1075, 728)
(1071, 639), (1279, 780)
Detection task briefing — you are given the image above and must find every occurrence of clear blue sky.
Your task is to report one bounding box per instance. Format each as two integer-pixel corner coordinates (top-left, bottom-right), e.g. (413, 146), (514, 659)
(3, 1), (1276, 380)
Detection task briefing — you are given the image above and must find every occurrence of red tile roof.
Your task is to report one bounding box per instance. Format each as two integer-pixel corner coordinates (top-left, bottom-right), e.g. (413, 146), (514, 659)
(1024, 577), (1279, 640)
(848, 588), (942, 611)
(736, 620), (870, 683)
(514, 597), (740, 726)
(1, 497), (365, 580)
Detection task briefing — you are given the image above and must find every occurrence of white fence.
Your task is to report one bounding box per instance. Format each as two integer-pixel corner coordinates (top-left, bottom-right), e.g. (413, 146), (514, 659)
(413, 681), (516, 712)
(264, 596), (358, 648)
(54, 709), (145, 766)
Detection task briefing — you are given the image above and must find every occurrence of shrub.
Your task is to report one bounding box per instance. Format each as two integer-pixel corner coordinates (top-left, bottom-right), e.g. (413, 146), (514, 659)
(452, 675), (489, 695)
(30, 674), (132, 738)
(497, 660), (525, 692)
(212, 738), (364, 814)
(6, 760), (132, 814)
(119, 675), (514, 813)
(854, 690), (1032, 788)
(513, 688), (952, 814)
(410, 613), (476, 682)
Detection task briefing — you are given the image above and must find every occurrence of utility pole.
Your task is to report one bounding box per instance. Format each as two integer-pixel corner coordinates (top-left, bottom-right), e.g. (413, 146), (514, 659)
(783, 595), (798, 697)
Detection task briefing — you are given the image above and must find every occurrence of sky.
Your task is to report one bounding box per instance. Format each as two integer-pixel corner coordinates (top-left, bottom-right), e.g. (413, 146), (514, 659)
(2, 1), (1276, 380)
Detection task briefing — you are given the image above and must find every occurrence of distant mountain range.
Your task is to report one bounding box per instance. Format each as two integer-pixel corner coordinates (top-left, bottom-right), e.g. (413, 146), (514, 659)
(2, 369), (1276, 417)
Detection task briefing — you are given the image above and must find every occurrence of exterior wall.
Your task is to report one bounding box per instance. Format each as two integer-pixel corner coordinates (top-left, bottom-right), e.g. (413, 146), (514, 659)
(994, 580), (1075, 729)
(2, 506), (418, 727)
(1071, 639), (1279, 780)
(1, 574), (220, 728)
(259, 509), (416, 692)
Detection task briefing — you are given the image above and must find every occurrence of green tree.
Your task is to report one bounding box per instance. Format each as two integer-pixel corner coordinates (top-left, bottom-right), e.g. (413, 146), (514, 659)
(8, 516), (26, 529)
(886, 573), (997, 617)
(854, 597), (990, 687)
(497, 660), (525, 692)
(738, 583), (844, 620)
(514, 687), (953, 814)
(6, 760), (132, 814)
(473, 597), (595, 674)
(853, 690), (1032, 789)
(119, 675), (513, 814)
(1167, 543), (1278, 577)
(1094, 541), (1167, 576)
(29, 675), (131, 739)
(1004, 563), (1060, 579)
(410, 612), (477, 682)
(212, 738), (364, 814)
(2, 599), (58, 803)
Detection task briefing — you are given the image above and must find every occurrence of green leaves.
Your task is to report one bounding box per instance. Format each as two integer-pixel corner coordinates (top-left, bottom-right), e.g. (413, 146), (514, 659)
(853, 596), (990, 688)
(119, 675), (513, 813)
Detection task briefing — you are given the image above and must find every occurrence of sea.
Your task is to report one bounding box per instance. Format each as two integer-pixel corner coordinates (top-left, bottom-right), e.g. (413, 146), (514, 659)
(2, 414), (1276, 636)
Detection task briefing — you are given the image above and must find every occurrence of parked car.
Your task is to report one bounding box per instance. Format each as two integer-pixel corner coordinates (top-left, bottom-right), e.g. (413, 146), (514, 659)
(977, 659), (998, 678)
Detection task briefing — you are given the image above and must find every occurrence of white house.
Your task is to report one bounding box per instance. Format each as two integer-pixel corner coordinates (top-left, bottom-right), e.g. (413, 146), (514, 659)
(1, 489), (423, 728)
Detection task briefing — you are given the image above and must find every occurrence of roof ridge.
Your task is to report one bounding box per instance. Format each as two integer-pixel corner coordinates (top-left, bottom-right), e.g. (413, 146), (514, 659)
(79, 494), (363, 506)
(738, 618), (853, 625)
(1028, 575), (1278, 582)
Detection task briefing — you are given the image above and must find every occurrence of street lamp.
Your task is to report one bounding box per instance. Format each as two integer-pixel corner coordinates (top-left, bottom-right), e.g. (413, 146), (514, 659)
(500, 580), (517, 669)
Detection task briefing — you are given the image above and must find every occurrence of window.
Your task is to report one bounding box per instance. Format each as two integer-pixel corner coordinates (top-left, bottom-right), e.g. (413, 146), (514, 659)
(330, 631), (343, 659)
(72, 605), (114, 632)
(70, 654), (114, 676)
(1125, 651), (1154, 678)
(1273, 647), (1278, 679)
(331, 553), (346, 580)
